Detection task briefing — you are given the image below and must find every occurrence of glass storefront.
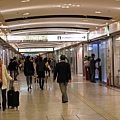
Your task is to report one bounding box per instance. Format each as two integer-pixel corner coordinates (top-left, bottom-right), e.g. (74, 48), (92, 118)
(100, 41), (108, 82)
(114, 35), (120, 86)
(87, 41), (108, 82)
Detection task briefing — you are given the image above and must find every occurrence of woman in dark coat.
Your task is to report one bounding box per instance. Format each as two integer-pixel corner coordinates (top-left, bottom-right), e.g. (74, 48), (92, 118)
(24, 56), (34, 91)
(36, 57), (46, 90)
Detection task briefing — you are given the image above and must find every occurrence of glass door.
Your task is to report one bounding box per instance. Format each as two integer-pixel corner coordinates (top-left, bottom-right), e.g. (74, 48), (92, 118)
(100, 41), (108, 82)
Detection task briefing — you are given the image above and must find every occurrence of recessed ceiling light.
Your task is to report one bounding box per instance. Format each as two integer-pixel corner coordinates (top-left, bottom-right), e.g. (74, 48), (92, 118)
(112, 20), (115, 21)
(53, 5), (61, 7)
(21, 0), (30, 2)
(95, 11), (101, 14)
(61, 6), (69, 8)
(23, 12), (29, 15)
(115, 0), (120, 1)
(76, 5), (80, 7)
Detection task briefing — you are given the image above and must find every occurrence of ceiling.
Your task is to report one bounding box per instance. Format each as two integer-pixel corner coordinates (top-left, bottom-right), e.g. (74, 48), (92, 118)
(0, 0), (120, 51)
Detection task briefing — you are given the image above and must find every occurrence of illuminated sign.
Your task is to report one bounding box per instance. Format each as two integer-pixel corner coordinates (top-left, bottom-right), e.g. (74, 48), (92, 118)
(48, 34), (87, 41)
(19, 48), (53, 52)
(7, 34), (87, 42)
(89, 27), (107, 40)
(7, 35), (48, 41)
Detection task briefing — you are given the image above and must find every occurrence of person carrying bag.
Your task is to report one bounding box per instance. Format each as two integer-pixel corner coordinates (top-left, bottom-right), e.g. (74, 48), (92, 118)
(0, 59), (13, 111)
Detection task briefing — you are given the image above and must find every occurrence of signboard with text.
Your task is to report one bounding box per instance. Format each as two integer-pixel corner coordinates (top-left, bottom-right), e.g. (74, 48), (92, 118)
(7, 34), (88, 42)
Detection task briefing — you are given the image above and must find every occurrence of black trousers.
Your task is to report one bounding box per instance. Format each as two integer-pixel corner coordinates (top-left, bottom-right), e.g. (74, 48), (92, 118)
(1, 89), (6, 109)
(90, 70), (95, 82)
(39, 78), (44, 89)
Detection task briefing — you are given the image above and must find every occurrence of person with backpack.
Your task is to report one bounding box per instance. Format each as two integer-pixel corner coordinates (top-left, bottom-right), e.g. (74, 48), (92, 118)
(36, 56), (46, 90)
(24, 56), (34, 91)
(12, 57), (18, 80)
(8, 59), (14, 77)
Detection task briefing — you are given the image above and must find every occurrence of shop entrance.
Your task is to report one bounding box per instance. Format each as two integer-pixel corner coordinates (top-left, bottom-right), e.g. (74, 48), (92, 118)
(88, 40), (108, 82)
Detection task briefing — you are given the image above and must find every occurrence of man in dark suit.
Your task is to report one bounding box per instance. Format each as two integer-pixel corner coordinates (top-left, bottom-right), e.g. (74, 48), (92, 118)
(89, 54), (96, 83)
(53, 55), (71, 103)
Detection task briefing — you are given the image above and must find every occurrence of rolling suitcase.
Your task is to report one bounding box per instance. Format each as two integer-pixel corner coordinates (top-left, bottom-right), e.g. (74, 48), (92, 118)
(7, 81), (19, 110)
(7, 90), (19, 110)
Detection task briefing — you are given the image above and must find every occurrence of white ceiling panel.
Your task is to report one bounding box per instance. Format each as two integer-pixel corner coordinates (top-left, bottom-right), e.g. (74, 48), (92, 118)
(0, 0), (119, 49)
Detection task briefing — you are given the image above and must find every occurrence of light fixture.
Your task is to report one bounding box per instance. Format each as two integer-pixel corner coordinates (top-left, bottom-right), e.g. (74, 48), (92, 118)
(21, 0), (30, 2)
(76, 5), (80, 7)
(53, 5), (61, 7)
(23, 12), (29, 15)
(61, 6), (69, 8)
(112, 20), (115, 21)
(115, 0), (120, 1)
(95, 11), (101, 14)
(106, 22), (108, 25)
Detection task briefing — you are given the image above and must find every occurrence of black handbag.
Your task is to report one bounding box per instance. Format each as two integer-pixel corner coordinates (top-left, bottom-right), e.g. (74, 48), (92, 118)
(0, 82), (2, 88)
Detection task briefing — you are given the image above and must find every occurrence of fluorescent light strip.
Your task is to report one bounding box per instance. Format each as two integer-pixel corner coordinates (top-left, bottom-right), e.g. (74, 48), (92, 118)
(6, 21), (105, 28)
(11, 29), (88, 35)
(1, 5), (52, 13)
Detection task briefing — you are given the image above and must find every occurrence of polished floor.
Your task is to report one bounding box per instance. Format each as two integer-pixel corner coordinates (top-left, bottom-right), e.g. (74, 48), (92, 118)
(0, 72), (120, 120)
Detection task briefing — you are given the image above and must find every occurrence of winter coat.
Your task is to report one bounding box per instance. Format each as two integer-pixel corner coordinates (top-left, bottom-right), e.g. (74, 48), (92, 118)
(24, 61), (34, 76)
(1, 64), (13, 90)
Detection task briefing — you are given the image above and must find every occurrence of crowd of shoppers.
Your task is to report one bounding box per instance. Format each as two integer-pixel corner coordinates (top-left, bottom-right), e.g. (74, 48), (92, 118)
(0, 54), (71, 112)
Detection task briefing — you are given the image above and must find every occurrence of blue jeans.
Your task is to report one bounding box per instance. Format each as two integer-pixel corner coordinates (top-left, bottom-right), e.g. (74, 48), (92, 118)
(26, 75), (32, 86)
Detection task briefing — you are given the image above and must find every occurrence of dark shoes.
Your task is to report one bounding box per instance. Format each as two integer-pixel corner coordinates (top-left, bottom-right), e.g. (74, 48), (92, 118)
(28, 86), (32, 91)
(62, 101), (68, 103)
(40, 87), (44, 90)
(3, 108), (6, 111)
(28, 87), (29, 91)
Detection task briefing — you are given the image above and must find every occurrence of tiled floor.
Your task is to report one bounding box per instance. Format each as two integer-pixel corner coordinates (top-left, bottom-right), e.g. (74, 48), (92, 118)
(0, 73), (120, 120)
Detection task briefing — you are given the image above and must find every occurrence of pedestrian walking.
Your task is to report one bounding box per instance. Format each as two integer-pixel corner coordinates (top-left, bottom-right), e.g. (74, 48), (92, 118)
(24, 56), (34, 91)
(53, 55), (71, 103)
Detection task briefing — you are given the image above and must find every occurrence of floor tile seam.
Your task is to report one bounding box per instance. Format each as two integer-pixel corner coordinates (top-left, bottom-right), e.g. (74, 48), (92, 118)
(68, 87), (117, 120)
(99, 84), (120, 93)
